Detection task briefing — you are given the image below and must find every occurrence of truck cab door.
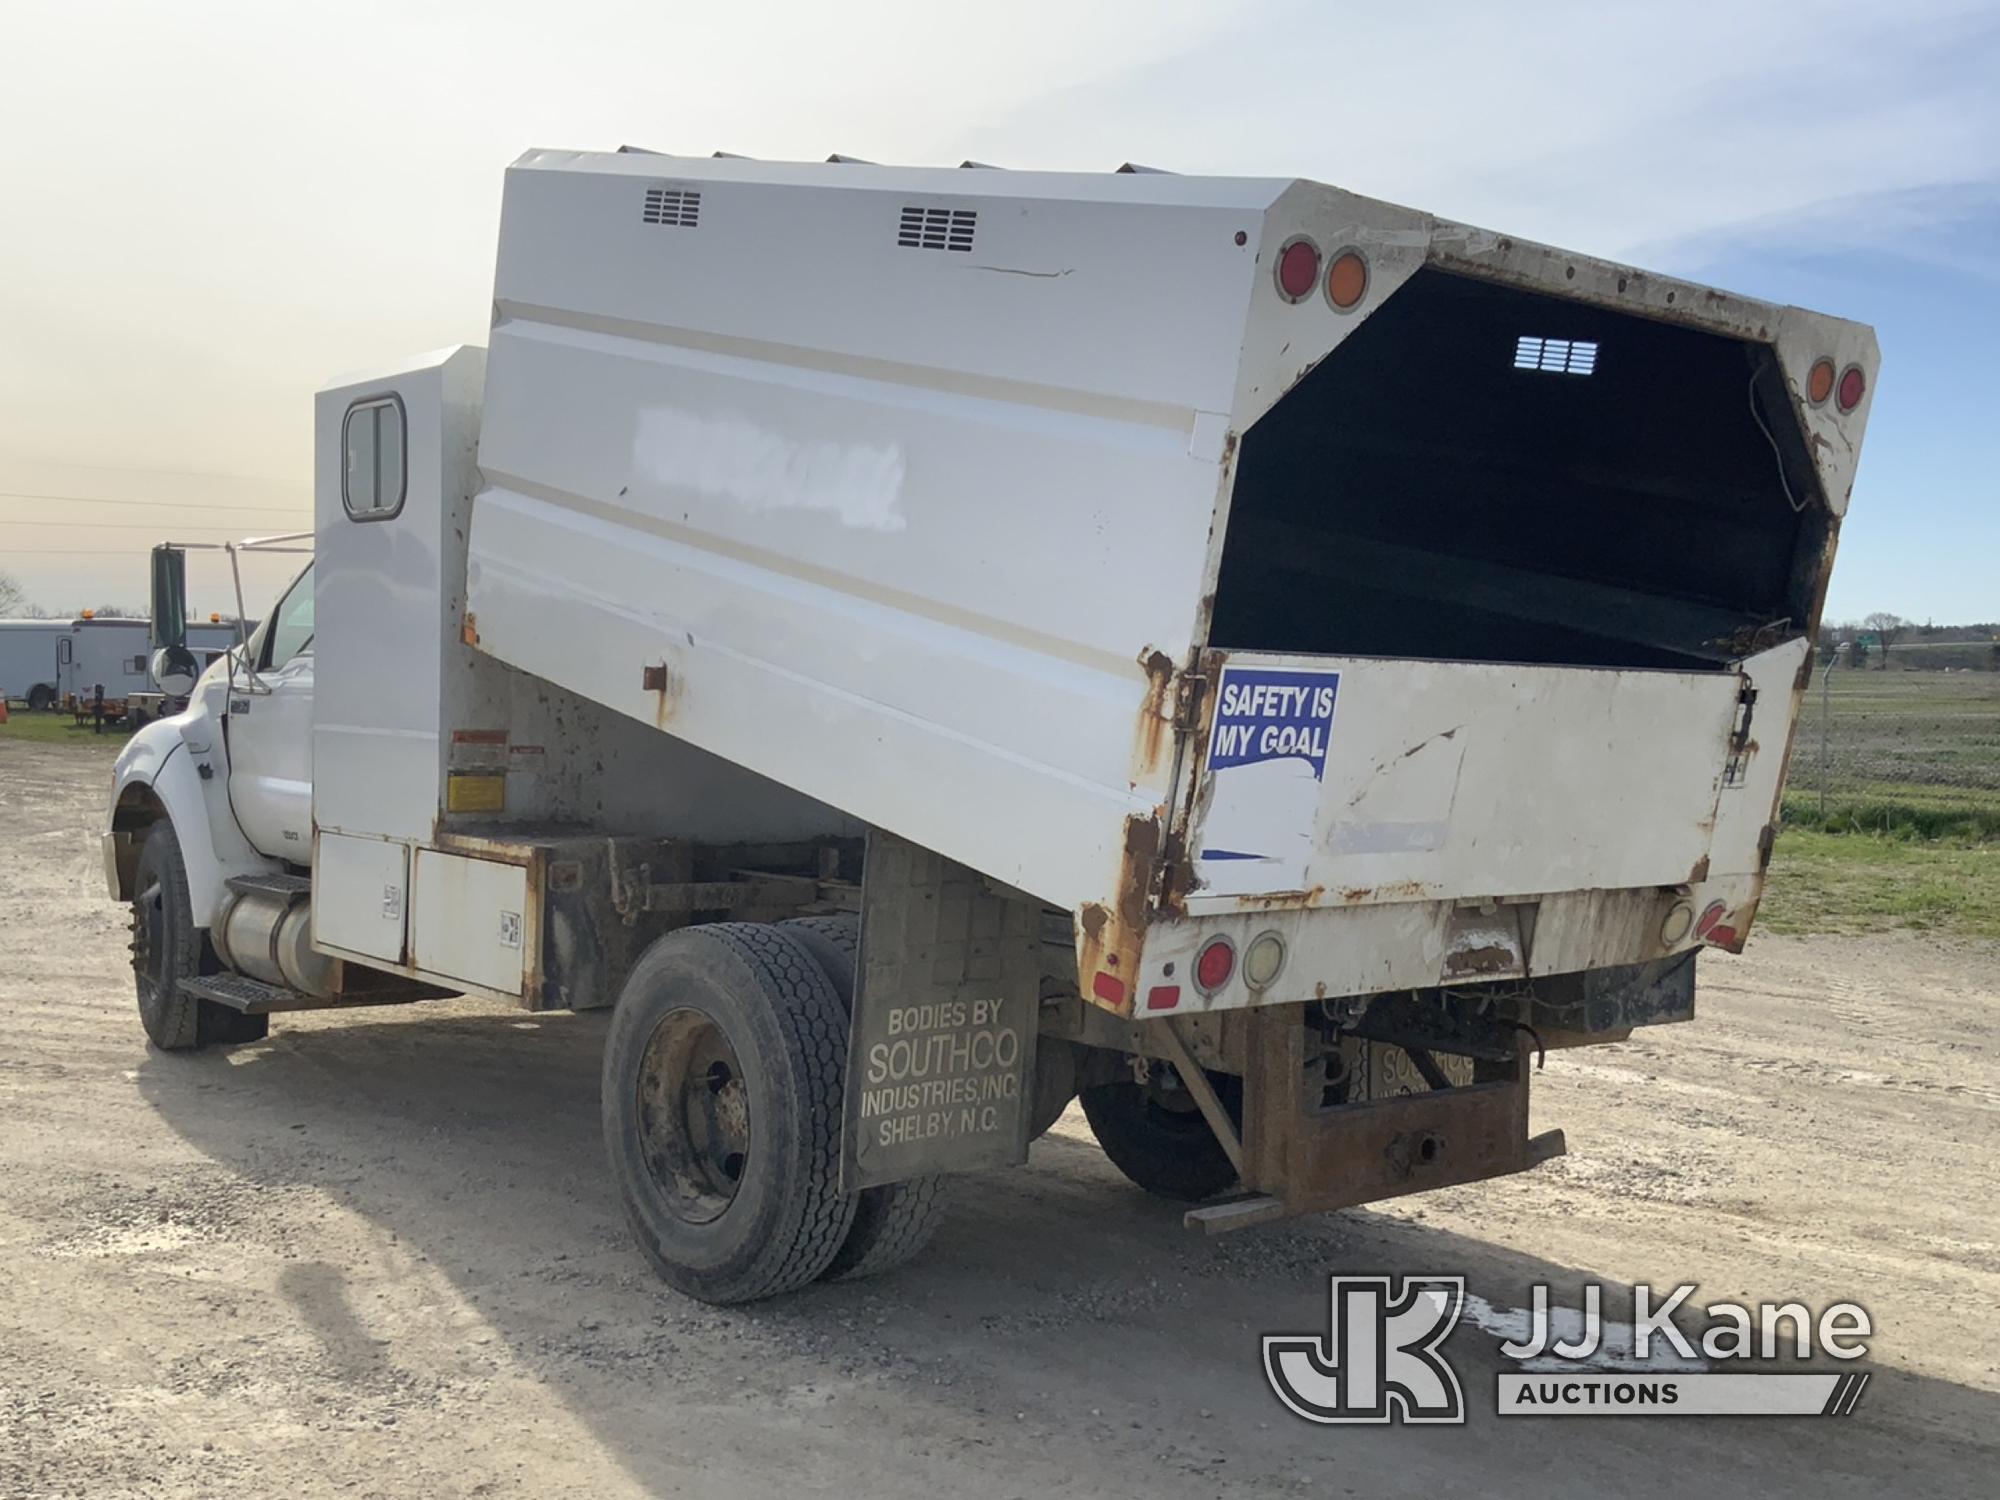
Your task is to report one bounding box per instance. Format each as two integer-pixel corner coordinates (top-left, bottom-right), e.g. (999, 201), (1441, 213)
(226, 563), (316, 860)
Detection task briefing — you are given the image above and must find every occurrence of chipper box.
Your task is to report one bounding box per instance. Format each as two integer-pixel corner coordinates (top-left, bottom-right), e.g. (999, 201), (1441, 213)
(105, 149), (1876, 1301)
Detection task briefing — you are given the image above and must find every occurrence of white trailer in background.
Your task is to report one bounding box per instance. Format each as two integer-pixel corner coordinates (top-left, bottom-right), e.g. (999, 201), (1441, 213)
(0, 619), (67, 708)
(55, 617), (151, 717)
(104, 148), (1877, 1303)
(3, 617), (237, 715)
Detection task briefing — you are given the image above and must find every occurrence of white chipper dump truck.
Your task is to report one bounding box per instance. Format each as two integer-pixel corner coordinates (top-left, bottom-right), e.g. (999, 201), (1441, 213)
(104, 148), (1876, 1302)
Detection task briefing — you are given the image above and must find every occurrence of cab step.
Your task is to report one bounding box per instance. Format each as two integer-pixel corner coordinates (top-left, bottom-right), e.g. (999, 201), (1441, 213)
(224, 872), (313, 900)
(180, 973), (436, 1015)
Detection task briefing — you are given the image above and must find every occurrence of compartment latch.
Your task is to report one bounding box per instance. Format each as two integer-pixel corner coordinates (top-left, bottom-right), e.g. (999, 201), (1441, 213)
(1723, 682), (1758, 787)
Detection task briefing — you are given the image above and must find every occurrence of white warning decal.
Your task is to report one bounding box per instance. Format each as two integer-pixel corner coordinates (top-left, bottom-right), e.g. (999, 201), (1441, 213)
(1198, 665), (1340, 894)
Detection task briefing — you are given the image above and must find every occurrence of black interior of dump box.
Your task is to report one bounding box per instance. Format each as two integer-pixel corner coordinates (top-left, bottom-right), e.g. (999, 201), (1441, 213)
(1207, 269), (1828, 671)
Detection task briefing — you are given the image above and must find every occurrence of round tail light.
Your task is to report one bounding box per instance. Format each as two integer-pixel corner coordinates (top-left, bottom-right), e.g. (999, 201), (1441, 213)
(1325, 249), (1368, 311)
(1836, 364), (1866, 413)
(1243, 930), (1286, 989)
(1194, 937), (1236, 993)
(1275, 238), (1320, 302)
(1806, 357), (1836, 405)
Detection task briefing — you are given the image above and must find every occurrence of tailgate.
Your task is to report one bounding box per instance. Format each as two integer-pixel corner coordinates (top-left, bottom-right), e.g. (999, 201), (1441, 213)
(1182, 647), (1780, 911)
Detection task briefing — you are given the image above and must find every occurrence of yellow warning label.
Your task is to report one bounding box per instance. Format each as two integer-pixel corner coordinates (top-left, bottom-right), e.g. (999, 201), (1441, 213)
(446, 773), (505, 813)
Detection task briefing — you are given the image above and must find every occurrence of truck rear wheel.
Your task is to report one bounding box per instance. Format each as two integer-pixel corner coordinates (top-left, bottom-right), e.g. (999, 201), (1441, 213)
(130, 821), (269, 1050)
(781, 914), (951, 1281)
(603, 924), (857, 1304)
(1080, 1069), (1242, 1203)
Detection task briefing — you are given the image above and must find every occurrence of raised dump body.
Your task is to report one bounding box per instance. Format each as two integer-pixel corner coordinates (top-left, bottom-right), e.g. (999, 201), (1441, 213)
(465, 151), (1873, 1016)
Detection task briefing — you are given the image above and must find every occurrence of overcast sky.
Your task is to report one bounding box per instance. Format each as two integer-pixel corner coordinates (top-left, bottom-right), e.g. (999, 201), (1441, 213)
(2, 0), (1995, 622)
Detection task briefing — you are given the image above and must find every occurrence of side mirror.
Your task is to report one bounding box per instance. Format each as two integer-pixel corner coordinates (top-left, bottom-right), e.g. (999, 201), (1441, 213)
(150, 645), (200, 698)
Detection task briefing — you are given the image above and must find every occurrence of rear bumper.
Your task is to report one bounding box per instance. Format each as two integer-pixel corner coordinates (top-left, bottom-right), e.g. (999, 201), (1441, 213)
(1120, 873), (1756, 1016)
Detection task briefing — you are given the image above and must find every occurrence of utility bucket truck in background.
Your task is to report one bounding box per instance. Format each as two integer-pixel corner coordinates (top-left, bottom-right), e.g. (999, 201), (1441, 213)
(104, 149), (1877, 1303)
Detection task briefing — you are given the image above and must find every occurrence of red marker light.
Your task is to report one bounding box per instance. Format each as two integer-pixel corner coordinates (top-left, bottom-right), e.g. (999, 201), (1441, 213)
(1146, 985), (1182, 1012)
(1836, 365), (1866, 413)
(1275, 238), (1320, 302)
(1194, 938), (1235, 993)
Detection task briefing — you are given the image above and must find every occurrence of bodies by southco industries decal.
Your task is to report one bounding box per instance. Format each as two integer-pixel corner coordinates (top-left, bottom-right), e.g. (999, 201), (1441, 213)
(1264, 1276), (1873, 1422)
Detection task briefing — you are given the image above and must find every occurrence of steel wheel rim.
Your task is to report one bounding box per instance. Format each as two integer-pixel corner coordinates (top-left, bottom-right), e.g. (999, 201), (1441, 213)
(132, 877), (167, 1010)
(636, 1008), (751, 1224)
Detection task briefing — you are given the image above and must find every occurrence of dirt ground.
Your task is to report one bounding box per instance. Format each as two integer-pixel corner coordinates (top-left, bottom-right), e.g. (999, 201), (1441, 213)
(3, 733), (1997, 1499)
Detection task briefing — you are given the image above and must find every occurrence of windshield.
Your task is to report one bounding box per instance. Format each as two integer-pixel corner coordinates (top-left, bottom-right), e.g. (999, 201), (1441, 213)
(249, 562), (315, 671)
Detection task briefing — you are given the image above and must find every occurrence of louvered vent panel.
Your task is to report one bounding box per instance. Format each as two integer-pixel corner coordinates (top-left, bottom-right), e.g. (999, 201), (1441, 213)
(641, 187), (701, 227)
(896, 206), (976, 252)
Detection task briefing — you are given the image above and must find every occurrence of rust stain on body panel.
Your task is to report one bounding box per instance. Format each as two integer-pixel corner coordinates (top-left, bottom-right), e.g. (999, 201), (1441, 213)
(1129, 646), (1178, 788)
(1075, 813), (1163, 1018)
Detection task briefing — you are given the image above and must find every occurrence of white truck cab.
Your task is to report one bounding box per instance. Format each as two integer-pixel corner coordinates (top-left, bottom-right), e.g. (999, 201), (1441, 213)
(105, 149), (1877, 1302)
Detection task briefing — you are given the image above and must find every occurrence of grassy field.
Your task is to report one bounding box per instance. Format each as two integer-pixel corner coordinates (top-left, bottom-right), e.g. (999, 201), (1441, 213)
(1775, 669), (1999, 938)
(1790, 669), (1999, 817)
(1761, 829), (2000, 941)
(0, 710), (131, 749)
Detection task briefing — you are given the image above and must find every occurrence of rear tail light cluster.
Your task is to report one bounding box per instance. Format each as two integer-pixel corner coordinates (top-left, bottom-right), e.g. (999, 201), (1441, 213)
(1269, 236), (1370, 313)
(1183, 930), (1287, 1000)
(1806, 355), (1866, 414)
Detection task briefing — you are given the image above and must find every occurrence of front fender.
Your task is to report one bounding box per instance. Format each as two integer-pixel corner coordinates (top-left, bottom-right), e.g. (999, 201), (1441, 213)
(107, 715), (279, 926)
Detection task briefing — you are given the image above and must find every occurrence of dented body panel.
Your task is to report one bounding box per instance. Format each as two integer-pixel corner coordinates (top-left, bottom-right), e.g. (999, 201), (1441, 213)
(460, 150), (1874, 1020)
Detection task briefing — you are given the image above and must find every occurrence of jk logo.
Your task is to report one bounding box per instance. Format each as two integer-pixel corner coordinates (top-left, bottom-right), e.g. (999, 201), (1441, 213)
(1263, 1276), (1467, 1424)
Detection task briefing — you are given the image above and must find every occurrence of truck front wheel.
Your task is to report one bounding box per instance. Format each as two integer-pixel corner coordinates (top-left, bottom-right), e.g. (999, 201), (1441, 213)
(130, 821), (268, 1049)
(602, 924), (857, 1304)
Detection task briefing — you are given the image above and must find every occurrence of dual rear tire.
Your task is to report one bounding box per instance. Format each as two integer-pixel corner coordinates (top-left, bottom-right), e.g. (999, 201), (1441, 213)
(601, 917), (949, 1305)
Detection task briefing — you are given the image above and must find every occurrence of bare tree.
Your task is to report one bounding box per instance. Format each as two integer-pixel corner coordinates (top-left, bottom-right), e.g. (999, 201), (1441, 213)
(0, 570), (44, 617)
(1863, 611), (1908, 668)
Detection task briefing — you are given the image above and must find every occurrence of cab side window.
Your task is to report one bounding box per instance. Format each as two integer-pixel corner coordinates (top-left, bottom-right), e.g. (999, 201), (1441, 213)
(262, 563), (315, 670)
(342, 394), (406, 520)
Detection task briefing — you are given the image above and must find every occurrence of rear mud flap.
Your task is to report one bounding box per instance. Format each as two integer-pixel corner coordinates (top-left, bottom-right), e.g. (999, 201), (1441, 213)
(842, 831), (1040, 1191)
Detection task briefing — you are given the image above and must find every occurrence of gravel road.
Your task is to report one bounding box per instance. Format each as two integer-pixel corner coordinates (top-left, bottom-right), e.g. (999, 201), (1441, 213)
(3, 733), (1996, 1498)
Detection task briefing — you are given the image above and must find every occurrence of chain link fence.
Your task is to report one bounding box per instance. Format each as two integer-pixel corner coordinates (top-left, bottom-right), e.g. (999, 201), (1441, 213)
(1785, 663), (2000, 837)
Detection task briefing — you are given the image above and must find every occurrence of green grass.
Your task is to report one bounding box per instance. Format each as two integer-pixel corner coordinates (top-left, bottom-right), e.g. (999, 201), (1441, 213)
(1784, 667), (2000, 852)
(0, 710), (131, 748)
(1781, 788), (2000, 842)
(1761, 828), (2000, 940)
(1773, 671), (1999, 935)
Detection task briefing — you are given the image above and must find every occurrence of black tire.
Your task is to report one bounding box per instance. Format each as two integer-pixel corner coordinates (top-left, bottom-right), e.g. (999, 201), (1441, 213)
(780, 913), (952, 1281)
(27, 684), (54, 711)
(131, 821), (203, 1050)
(603, 924), (857, 1304)
(130, 822), (269, 1050)
(1079, 1072), (1242, 1203)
